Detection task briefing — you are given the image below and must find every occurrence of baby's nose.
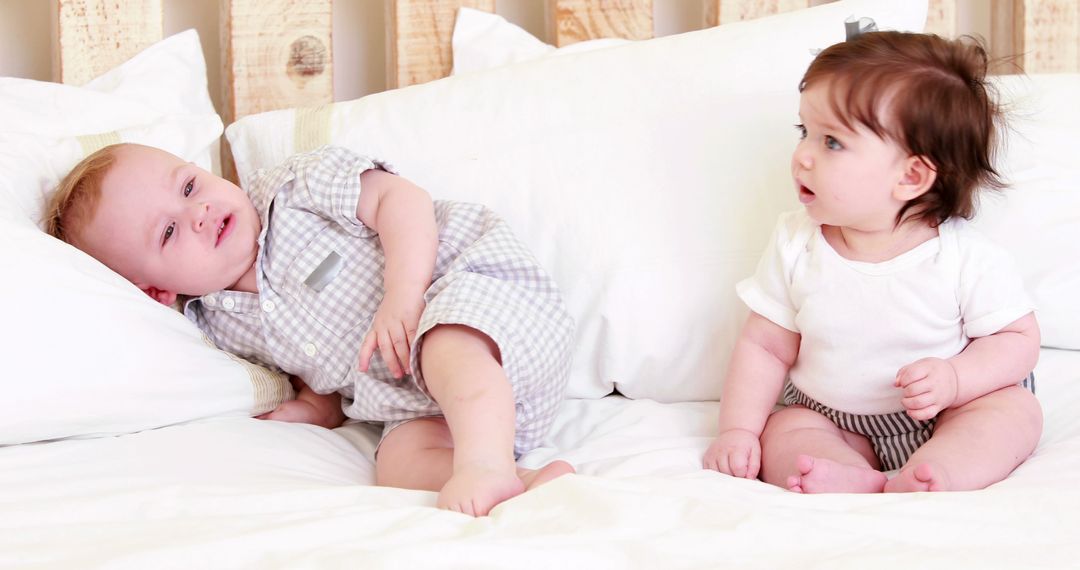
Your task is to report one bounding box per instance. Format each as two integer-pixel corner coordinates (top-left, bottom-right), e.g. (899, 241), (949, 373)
(190, 203), (210, 230)
(792, 146), (813, 169)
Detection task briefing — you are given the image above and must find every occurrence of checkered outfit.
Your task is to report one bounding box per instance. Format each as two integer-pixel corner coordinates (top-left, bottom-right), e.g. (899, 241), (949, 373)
(185, 146), (574, 456)
(782, 373), (1036, 471)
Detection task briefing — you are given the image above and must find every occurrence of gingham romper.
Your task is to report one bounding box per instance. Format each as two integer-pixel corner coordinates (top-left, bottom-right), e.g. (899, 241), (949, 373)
(185, 146), (575, 456)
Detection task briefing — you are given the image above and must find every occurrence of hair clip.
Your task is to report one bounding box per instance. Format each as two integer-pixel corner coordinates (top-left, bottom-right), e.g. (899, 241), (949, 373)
(844, 16), (878, 41)
(810, 16), (879, 55)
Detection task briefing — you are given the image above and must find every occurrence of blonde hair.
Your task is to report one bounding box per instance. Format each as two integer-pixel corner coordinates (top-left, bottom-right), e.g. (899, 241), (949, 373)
(44, 144), (123, 246)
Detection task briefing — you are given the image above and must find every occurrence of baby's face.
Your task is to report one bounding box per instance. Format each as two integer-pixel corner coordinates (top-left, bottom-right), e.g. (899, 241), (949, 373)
(80, 144), (261, 303)
(790, 82), (912, 232)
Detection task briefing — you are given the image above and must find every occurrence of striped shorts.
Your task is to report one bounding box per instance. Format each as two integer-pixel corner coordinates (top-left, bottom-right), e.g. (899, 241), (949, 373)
(781, 373), (1036, 471)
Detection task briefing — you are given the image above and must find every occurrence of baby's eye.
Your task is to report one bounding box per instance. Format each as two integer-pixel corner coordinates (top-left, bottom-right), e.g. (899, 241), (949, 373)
(824, 135), (843, 150)
(794, 124), (807, 139)
(163, 222), (175, 246)
(183, 179), (194, 197)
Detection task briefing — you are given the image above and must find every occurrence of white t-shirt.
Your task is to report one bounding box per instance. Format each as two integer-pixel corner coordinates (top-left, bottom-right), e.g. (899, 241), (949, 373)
(737, 210), (1034, 415)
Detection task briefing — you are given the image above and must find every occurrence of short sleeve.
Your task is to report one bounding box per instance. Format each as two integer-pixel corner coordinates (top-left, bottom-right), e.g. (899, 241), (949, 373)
(294, 145), (398, 238)
(250, 145), (394, 239)
(956, 228), (1035, 338)
(735, 211), (811, 332)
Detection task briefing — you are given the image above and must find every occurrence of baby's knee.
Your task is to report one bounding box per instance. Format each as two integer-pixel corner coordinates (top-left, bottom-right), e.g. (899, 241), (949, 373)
(421, 324), (501, 364)
(761, 405), (812, 441)
(960, 386), (1043, 438)
(1007, 387), (1043, 437)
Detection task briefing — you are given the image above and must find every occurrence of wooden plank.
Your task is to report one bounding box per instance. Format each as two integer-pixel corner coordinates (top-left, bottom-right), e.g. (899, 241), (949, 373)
(549, 0), (653, 47)
(221, 0), (332, 181)
(705, 0), (810, 28)
(990, 0), (1022, 74)
(1017, 0), (1079, 72)
(924, 0), (958, 37)
(57, 0), (163, 85)
(221, 0), (333, 123)
(388, 0), (496, 89)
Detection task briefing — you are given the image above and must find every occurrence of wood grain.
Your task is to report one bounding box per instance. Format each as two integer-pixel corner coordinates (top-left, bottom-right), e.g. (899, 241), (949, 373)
(220, 0), (332, 180)
(1018, 0), (1079, 72)
(220, 0), (333, 123)
(549, 0), (653, 47)
(388, 0), (496, 88)
(705, 0), (810, 27)
(57, 0), (163, 85)
(925, 0), (958, 38)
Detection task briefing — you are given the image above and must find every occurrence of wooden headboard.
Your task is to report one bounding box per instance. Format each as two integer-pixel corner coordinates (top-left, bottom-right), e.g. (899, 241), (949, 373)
(53, 0), (1080, 165)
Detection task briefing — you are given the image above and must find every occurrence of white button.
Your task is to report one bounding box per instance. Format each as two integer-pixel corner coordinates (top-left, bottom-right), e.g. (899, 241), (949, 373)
(203, 296), (216, 307)
(261, 300), (275, 312)
(222, 298), (236, 310)
(303, 342), (317, 357)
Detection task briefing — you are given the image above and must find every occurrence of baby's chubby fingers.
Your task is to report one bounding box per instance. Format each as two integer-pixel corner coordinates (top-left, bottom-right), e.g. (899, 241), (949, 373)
(905, 403), (940, 421)
(377, 329), (405, 378)
(895, 361), (930, 388)
(728, 450), (750, 478)
(730, 448), (761, 479)
(703, 442), (724, 472)
(901, 391), (937, 412)
(389, 325), (412, 375)
(703, 435), (759, 479)
(357, 330), (378, 372)
(703, 440), (733, 473)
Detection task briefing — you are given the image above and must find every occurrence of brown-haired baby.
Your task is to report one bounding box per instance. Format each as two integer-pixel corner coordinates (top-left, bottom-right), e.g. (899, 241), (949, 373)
(704, 31), (1041, 493)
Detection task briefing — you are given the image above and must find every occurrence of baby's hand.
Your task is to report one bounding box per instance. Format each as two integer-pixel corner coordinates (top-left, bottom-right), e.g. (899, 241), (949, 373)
(895, 357), (959, 421)
(703, 428), (761, 479)
(358, 291), (425, 378)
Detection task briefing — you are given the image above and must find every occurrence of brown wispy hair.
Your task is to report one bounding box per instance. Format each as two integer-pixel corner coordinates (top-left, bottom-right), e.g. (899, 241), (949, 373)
(800, 31), (1005, 227)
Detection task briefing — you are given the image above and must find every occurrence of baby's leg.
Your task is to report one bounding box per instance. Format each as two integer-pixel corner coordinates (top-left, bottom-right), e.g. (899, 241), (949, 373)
(375, 416), (455, 491)
(376, 416), (572, 496)
(761, 405), (886, 493)
(420, 324), (571, 516)
(885, 386), (1042, 492)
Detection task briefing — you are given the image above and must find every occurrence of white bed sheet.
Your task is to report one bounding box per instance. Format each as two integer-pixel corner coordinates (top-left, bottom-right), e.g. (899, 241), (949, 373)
(2, 348), (1078, 569)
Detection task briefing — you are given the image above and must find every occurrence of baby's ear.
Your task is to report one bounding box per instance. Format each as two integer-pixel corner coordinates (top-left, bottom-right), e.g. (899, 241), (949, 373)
(895, 156), (937, 200)
(141, 285), (178, 306)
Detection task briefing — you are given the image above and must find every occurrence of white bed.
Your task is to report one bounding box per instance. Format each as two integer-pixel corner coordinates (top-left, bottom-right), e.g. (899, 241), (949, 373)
(2, 0), (1079, 567)
(2, 348), (1078, 567)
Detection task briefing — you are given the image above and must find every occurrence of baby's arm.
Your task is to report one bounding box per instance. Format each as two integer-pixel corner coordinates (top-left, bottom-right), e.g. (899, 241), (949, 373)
(704, 311), (800, 478)
(354, 169), (438, 377)
(258, 376), (346, 429)
(896, 312), (1040, 420)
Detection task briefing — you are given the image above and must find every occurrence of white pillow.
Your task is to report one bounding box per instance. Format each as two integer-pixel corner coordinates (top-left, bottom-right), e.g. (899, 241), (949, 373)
(227, 0), (929, 402)
(0, 29), (223, 225)
(973, 73), (1080, 350)
(0, 30), (292, 445)
(450, 7), (631, 76)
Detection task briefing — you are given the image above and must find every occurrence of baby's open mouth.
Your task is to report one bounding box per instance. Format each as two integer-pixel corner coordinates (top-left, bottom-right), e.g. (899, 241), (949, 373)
(216, 215), (232, 246)
(799, 184), (815, 204)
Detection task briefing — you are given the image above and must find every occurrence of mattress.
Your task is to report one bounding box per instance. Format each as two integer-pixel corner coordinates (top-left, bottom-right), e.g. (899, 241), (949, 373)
(2, 347), (1078, 568)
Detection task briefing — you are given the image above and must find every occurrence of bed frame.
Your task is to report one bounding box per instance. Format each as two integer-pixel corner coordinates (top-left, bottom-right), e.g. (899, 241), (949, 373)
(54, 0), (1080, 176)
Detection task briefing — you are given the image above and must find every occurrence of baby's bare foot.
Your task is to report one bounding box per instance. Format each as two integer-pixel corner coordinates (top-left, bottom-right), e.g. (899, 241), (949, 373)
(518, 460), (575, 490)
(884, 463), (950, 493)
(786, 454), (887, 493)
(438, 464), (525, 517)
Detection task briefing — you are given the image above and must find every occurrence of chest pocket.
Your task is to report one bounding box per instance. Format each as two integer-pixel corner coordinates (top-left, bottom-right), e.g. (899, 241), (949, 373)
(286, 226), (383, 338)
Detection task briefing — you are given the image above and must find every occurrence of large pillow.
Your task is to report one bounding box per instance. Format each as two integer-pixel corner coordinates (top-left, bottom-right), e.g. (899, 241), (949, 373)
(450, 7), (631, 76)
(453, 14), (1080, 354)
(973, 73), (1080, 350)
(0, 30), (292, 445)
(226, 0), (929, 402)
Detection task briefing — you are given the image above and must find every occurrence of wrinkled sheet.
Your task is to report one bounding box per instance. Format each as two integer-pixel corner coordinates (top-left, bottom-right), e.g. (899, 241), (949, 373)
(2, 348), (1078, 569)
